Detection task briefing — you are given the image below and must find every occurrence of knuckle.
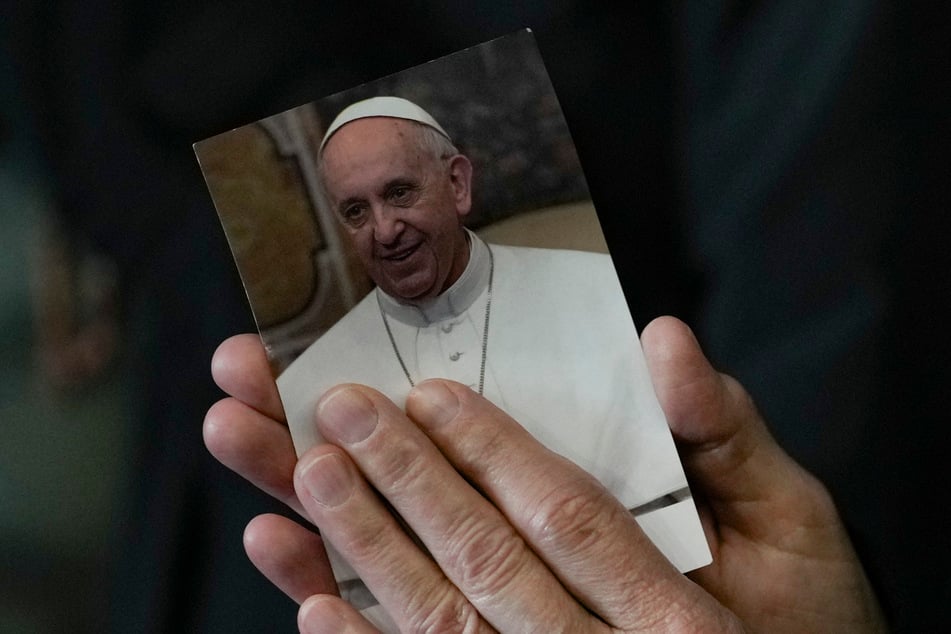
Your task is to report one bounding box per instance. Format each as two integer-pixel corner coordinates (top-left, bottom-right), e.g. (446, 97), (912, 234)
(444, 516), (529, 600)
(525, 479), (621, 557)
(336, 517), (392, 562)
(403, 583), (483, 634)
(447, 418), (509, 474)
(373, 433), (431, 491)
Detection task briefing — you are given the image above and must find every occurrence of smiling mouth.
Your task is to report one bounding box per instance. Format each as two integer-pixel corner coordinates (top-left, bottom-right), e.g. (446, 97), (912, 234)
(381, 243), (420, 262)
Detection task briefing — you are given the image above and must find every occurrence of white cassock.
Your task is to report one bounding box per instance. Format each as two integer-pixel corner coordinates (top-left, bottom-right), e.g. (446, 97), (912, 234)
(277, 231), (711, 630)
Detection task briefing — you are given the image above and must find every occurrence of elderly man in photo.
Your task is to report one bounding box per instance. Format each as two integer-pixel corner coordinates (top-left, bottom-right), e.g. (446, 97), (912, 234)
(275, 96), (708, 627)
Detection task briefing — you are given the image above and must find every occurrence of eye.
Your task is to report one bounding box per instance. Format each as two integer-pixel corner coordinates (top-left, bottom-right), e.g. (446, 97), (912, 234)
(387, 184), (417, 206)
(341, 204), (368, 227)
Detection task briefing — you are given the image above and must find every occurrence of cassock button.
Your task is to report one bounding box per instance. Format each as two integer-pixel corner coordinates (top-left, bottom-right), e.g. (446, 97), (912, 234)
(441, 322), (454, 333)
(449, 352), (462, 361)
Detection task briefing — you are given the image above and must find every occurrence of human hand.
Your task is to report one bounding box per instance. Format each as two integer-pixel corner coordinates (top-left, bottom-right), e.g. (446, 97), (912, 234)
(641, 317), (885, 632)
(203, 334), (339, 604)
(207, 332), (740, 632)
(203, 317), (885, 632)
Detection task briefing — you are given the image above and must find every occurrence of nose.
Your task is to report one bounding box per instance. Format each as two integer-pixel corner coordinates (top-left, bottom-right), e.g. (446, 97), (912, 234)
(371, 203), (404, 245)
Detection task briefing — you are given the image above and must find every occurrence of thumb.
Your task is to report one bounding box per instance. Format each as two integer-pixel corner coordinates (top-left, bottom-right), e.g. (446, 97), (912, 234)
(640, 317), (830, 534)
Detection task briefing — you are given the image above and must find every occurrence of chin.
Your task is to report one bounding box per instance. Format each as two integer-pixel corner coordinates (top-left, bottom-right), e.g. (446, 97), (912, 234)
(385, 282), (436, 303)
(384, 272), (441, 302)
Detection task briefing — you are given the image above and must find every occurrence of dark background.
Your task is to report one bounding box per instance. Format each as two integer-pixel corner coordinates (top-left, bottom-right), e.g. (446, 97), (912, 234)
(2, 1), (948, 632)
(310, 30), (591, 227)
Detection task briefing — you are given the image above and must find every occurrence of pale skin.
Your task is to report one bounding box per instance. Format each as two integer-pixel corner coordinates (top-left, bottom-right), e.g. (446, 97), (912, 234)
(320, 117), (474, 302)
(204, 317), (886, 633)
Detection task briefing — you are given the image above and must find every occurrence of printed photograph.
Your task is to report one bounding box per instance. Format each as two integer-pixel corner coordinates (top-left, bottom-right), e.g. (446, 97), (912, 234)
(195, 29), (710, 629)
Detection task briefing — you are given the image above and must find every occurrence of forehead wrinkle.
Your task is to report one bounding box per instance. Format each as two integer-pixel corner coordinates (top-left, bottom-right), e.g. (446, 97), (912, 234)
(331, 131), (428, 177)
(319, 118), (443, 214)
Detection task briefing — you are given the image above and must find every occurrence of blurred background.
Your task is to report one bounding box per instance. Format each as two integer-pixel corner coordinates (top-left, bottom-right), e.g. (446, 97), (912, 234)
(1, 2), (947, 632)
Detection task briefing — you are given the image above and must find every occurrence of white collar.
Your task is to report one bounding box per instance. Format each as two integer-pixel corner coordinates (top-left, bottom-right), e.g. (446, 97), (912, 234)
(376, 229), (490, 327)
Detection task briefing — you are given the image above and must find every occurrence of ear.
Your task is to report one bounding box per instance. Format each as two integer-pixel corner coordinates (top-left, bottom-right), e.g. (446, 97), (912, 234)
(447, 154), (473, 218)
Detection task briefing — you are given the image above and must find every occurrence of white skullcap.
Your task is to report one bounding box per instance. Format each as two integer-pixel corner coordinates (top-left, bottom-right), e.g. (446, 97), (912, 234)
(318, 96), (451, 153)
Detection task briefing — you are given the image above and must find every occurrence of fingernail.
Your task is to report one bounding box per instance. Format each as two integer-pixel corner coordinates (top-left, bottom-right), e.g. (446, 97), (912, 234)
(412, 380), (460, 429)
(299, 595), (348, 634)
(318, 387), (378, 444)
(300, 453), (352, 508)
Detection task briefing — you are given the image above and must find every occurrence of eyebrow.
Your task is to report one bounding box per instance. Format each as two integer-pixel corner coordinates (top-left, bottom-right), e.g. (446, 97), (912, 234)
(334, 176), (421, 215)
(382, 176), (418, 192)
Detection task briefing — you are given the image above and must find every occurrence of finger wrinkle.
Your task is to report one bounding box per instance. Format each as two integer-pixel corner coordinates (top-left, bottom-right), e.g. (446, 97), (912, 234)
(442, 514), (528, 601)
(525, 482), (620, 560)
(403, 581), (483, 634)
(364, 432), (434, 497)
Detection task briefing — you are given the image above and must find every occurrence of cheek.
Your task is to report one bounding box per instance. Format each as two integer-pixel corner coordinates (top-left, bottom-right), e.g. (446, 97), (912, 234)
(347, 229), (376, 265)
(432, 218), (459, 251)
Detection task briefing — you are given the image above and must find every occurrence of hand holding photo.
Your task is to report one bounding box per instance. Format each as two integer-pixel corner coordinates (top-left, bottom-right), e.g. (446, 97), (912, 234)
(196, 30), (710, 631)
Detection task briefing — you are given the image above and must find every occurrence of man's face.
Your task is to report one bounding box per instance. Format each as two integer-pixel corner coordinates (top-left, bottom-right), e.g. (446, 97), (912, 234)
(320, 117), (472, 302)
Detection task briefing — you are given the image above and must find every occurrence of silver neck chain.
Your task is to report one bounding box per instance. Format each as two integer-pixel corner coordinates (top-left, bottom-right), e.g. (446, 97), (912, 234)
(377, 245), (494, 394)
